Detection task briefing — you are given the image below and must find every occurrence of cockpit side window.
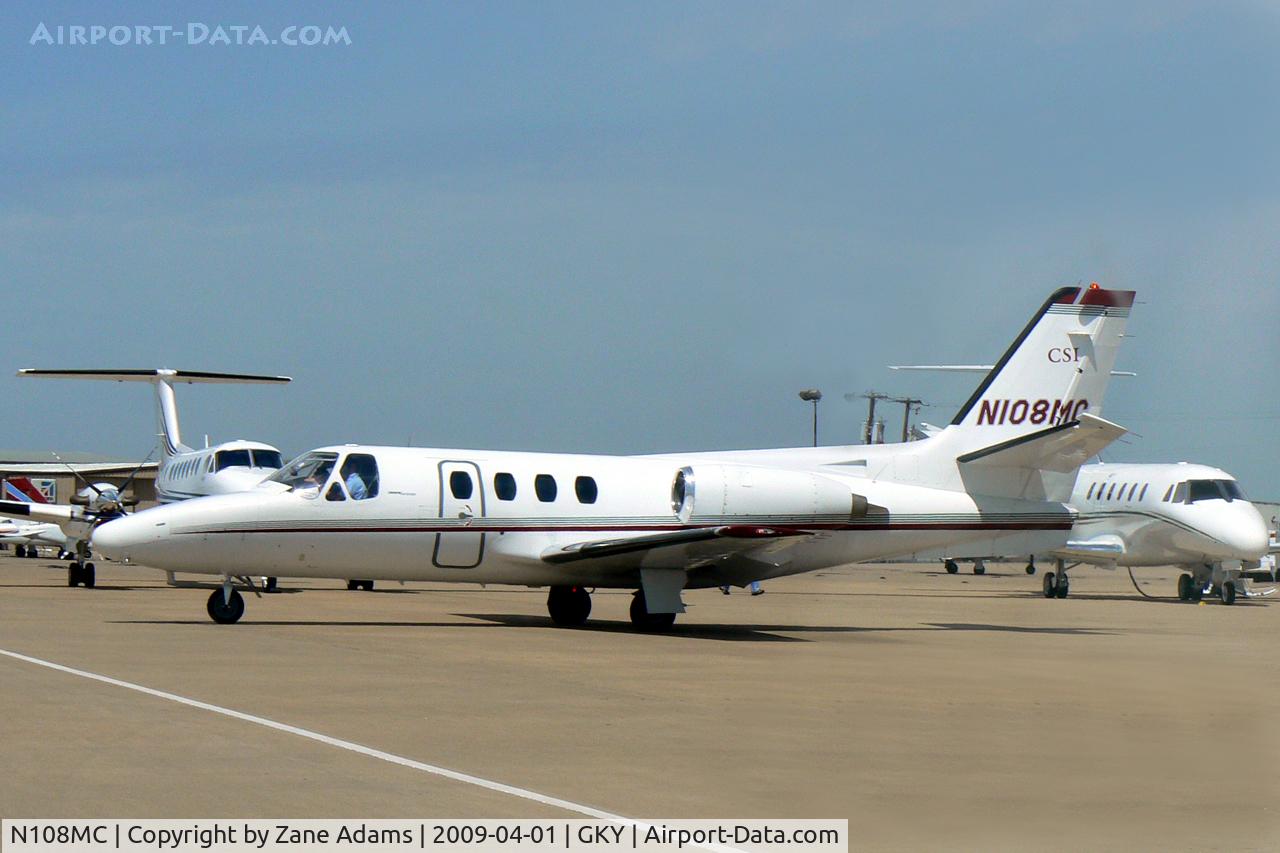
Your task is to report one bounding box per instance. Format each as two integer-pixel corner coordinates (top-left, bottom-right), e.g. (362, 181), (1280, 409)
(216, 449), (252, 471)
(1162, 484), (1173, 502)
(252, 449), (283, 470)
(1171, 482), (1188, 504)
(1221, 480), (1246, 501)
(325, 482), (347, 502)
(267, 452), (339, 493)
(340, 453), (379, 500)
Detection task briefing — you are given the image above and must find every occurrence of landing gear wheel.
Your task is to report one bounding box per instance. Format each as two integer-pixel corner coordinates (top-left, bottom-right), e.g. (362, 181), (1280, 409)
(1025, 561), (1036, 575)
(973, 561), (986, 576)
(1054, 575), (1069, 598)
(15, 545), (27, 558)
(1177, 573), (1192, 601)
(629, 590), (677, 632)
(25, 546), (39, 559)
(362, 580), (374, 591)
(206, 588), (245, 624)
(68, 563), (81, 587)
(262, 577), (278, 593)
(82, 563), (95, 589)
(1220, 581), (1237, 605)
(1042, 572), (1056, 598)
(1188, 582), (1204, 603)
(546, 585), (592, 627)
(944, 559), (959, 575)
(347, 579), (374, 591)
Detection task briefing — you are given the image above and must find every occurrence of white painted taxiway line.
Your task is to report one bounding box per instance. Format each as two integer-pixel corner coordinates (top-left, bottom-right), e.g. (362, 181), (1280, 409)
(0, 647), (745, 853)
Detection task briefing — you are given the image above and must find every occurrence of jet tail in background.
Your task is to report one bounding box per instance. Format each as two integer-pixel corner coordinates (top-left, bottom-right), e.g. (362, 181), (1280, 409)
(17, 369), (291, 461)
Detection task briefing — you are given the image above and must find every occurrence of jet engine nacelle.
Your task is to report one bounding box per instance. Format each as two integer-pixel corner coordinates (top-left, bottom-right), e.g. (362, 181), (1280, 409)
(671, 464), (867, 523)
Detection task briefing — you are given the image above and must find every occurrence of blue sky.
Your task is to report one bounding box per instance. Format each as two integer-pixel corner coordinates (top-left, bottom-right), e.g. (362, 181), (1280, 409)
(3, 2), (1279, 494)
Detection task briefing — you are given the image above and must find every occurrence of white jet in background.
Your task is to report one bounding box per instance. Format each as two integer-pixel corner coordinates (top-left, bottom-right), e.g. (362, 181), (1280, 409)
(94, 286), (1136, 629)
(0, 369), (289, 587)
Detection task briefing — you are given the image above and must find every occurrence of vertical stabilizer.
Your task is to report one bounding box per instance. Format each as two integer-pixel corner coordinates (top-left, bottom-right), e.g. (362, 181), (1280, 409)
(947, 285), (1134, 449)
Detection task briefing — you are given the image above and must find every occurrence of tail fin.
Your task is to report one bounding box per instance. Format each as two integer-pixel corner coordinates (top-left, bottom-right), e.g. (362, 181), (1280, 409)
(17, 369), (291, 461)
(947, 285), (1133, 448)
(3, 476), (52, 504)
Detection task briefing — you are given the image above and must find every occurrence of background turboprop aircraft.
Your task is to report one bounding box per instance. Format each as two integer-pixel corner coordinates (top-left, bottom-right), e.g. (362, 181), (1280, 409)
(93, 286), (1135, 629)
(0, 369), (290, 588)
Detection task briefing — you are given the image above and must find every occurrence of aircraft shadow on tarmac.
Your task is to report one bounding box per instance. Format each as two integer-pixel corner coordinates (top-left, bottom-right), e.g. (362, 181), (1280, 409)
(106, 615), (1119, 642)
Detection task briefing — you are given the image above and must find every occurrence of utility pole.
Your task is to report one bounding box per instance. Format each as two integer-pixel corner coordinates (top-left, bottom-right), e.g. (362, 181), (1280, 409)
(847, 391), (889, 444)
(798, 389), (822, 446)
(888, 395), (925, 442)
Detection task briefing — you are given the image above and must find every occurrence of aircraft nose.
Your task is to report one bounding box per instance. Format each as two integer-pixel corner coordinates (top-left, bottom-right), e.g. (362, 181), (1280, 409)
(1221, 505), (1270, 560)
(92, 512), (165, 561)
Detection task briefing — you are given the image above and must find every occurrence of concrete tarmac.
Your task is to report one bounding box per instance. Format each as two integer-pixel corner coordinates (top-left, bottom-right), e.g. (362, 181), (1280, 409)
(1, 552), (1277, 851)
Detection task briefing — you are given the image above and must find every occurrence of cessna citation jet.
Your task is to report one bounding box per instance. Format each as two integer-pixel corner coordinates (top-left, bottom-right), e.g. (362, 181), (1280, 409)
(93, 286), (1135, 629)
(0, 369), (289, 588)
(936, 462), (1268, 604)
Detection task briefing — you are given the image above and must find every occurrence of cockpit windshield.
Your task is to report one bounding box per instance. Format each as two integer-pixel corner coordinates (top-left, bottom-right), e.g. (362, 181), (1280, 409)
(251, 449), (283, 469)
(215, 449), (252, 470)
(1185, 479), (1246, 504)
(267, 452), (338, 492)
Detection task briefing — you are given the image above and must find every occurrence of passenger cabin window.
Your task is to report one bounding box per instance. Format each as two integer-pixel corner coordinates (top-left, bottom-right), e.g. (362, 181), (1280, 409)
(1162, 485), (1174, 502)
(1139, 484), (1149, 501)
(267, 452), (338, 496)
(1086, 483), (1096, 500)
(1127, 483), (1138, 501)
(252, 449), (283, 469)
(340, 453), (379, 500)
(1106, 484), (1116, 500)
(216, 449), (252, 470)
(449, 470), (474, 500)
(575, 476), (598, 504)
(494, 472), (517, 501)
(535, 474), (557, 502)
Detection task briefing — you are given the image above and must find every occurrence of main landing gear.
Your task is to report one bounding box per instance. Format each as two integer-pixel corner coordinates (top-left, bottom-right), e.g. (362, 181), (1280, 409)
(547, 584), (592, 627)
(1042, 559), (1070, 598)
(972, 559), (986, 576)
(67, 561), (96, 588)
(15, 544), (39, 559)
(346, 579), (374, 591)
(629, 589), (677, 631)
(944, 559), (959, 575)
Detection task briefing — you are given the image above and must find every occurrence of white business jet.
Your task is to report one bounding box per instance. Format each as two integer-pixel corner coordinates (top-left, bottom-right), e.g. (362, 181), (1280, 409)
(93, 286), (1135, 629)
(895, 378), (1270, 603)
(0, 369), (289, 587)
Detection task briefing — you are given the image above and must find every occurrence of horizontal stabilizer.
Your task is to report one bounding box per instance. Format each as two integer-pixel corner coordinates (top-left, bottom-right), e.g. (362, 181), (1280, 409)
(957, 413), (1126, 474)
(890, 365), (1136, 377)
(18, 369), (291, 384)
(542, 524), (806, 565)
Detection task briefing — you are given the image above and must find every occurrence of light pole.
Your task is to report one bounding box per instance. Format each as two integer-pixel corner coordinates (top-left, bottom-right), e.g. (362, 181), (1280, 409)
(798, 389), (822, 446)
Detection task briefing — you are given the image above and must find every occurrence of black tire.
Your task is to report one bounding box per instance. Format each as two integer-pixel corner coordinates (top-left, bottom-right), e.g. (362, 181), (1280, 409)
(83, 563), (95, 589)
(263, 577), (278, 592)
(1025, 562), (1036, 575)
(1055, 576), (1069, 599)
(629, 590), (677, 631)
(1177, 573), (1192, 601)
(362, 580), (375, 591)
(1188, 582), (1204, 602)
(1042, 571), (1056, 598)
(15, 545), (27, 558)
(1220, 581), (1236, 605)
(26, 546), (39, 559)
(546, 585), (591, 626)
(944, 559), (959, 575)
(346, 580), (359, 591)
(67, 563), (80, 588)
(973, 563), (985, 576)
(206, 589), (245, 624)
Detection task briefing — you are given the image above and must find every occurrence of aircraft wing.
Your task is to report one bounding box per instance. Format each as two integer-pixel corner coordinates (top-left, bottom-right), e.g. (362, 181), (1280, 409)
(0, 500), (77, 526)
(957, 413), (1127, 474)
(541, 524), (811, 567)
(1056, 535), (1127, 560)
